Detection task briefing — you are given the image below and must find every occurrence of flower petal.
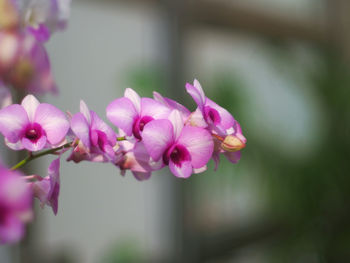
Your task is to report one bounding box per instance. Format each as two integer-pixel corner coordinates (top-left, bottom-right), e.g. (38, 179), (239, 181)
(206, 98), (235, 132)
(140, 98), (170, 120)
(21, 95), (40, 123)
(224, 151), (241, 164)
(153, 91), (191, 120)
(169, 160), (192, 179)
(5, 139), (24, 150)
(142, 119), (174, 161)
(132, 171), (151, 181)
(185, 79), (206, 110)
(48, 158), (60, 215)
(34, 103), (69, 145)
(178, 126), (213, 169)
(90, 111), (116, 145)
(79, 100), (91, 125)
(0, 105), (29, 143)
(0, 217), (24, 244)
(193, 165), (207, 174)
(106, 97), (138, 136)
(124, 88), (141, 114)
(70, 112), (90, 148)
(21, 135), (47, 151)
(187, 108), (207, 128)
(168, 110), (183, 140)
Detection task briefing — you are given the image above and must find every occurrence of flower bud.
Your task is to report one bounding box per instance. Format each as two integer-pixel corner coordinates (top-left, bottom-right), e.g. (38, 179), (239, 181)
(221, 135), (246, 152)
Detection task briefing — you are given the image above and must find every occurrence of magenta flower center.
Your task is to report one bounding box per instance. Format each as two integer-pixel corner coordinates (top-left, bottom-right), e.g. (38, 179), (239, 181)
(132, 116), (154, 140)
(163, 144), (191, 166)
(0, 203), (8, 224)
(24, 123), (44, 142)
(90, 130), (109, 152)
(204, 106), (221, 125)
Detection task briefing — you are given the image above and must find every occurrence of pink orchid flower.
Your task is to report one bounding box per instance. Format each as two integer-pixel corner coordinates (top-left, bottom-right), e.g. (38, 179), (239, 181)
(69, 100), (117, 163)
(106, 88), (170, 140)
(0, 94), (69, 151)
(186, 79), (246, 169)
(0, 163), (33, 244)
(142, 110), (214, 178)
(29, 158), (60, 215)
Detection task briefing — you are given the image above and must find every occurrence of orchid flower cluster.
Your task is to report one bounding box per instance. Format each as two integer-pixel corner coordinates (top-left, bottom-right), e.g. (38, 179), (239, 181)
(0, 80), (247, 244)
(0, 0), (246, 247)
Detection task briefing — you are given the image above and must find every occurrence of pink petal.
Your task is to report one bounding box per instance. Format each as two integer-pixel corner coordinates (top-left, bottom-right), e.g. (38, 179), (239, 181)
(168, 110), (183, 140)
(106, 97), (138, 136)
(124, 88), (141, 113)
(21, 135), (47, 151)
(90, 111), (116, 145)
(48, 158), (60, 215)
(5, 139), (24, 150)
(27, 24), (51, 42)
(70, 112), (91, 148)
(169, 160), (192, 179)
(193, 165), (207, 174)
(206, 99), (235, 131)
(142, 119), (174, 162)
(185, 79), (206, 110)
(79, 100), (91, 125)
(0, 217), (24, 244)
(34, 103), (69, 145)
(0, 105), (29, 143)
(233, 120), (247, 143)
(224, 151), (241, 164)
(186, 108), (207, 128)
(140, 98), (170, 120)
(212, 151), (220, 171)
(153, 91), (191, 120)
(132, 171), (151, 181)
(178, 126), (214, 169)
(21, 95), (40, 123)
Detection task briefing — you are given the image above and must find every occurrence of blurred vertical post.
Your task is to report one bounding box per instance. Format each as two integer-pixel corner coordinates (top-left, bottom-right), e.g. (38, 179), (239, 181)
(160, 0), (196, 262)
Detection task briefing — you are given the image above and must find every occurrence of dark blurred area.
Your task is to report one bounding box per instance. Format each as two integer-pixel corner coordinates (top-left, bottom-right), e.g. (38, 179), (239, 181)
(5, 0), (350, 262)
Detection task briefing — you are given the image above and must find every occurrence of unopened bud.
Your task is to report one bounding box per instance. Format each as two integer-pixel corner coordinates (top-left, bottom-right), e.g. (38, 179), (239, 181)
(221, 135), (246, 152)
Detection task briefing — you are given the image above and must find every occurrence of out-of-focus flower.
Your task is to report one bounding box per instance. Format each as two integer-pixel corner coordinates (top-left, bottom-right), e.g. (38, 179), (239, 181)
(185, 79), (246, 169)
(0, 0), (71, 41)
(30, 158), (60, 215)
(0, 163), (33, 244)
(0, 0), (19, 30)
(106, 88), (170, 140)
(142, 110), (213, 178)
(68, 100), (117, 163)
(0, 81), (12, 108)
(17, 0), (72, 41)
(0, 94), (69, 151)
(0, 30), (57, 94)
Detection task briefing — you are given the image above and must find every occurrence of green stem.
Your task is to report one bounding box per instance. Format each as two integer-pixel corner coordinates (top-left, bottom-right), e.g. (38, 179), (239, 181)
(10, 136), (127, 170)
(117, 136), (126, 141)
(11, 142), (73, 170)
